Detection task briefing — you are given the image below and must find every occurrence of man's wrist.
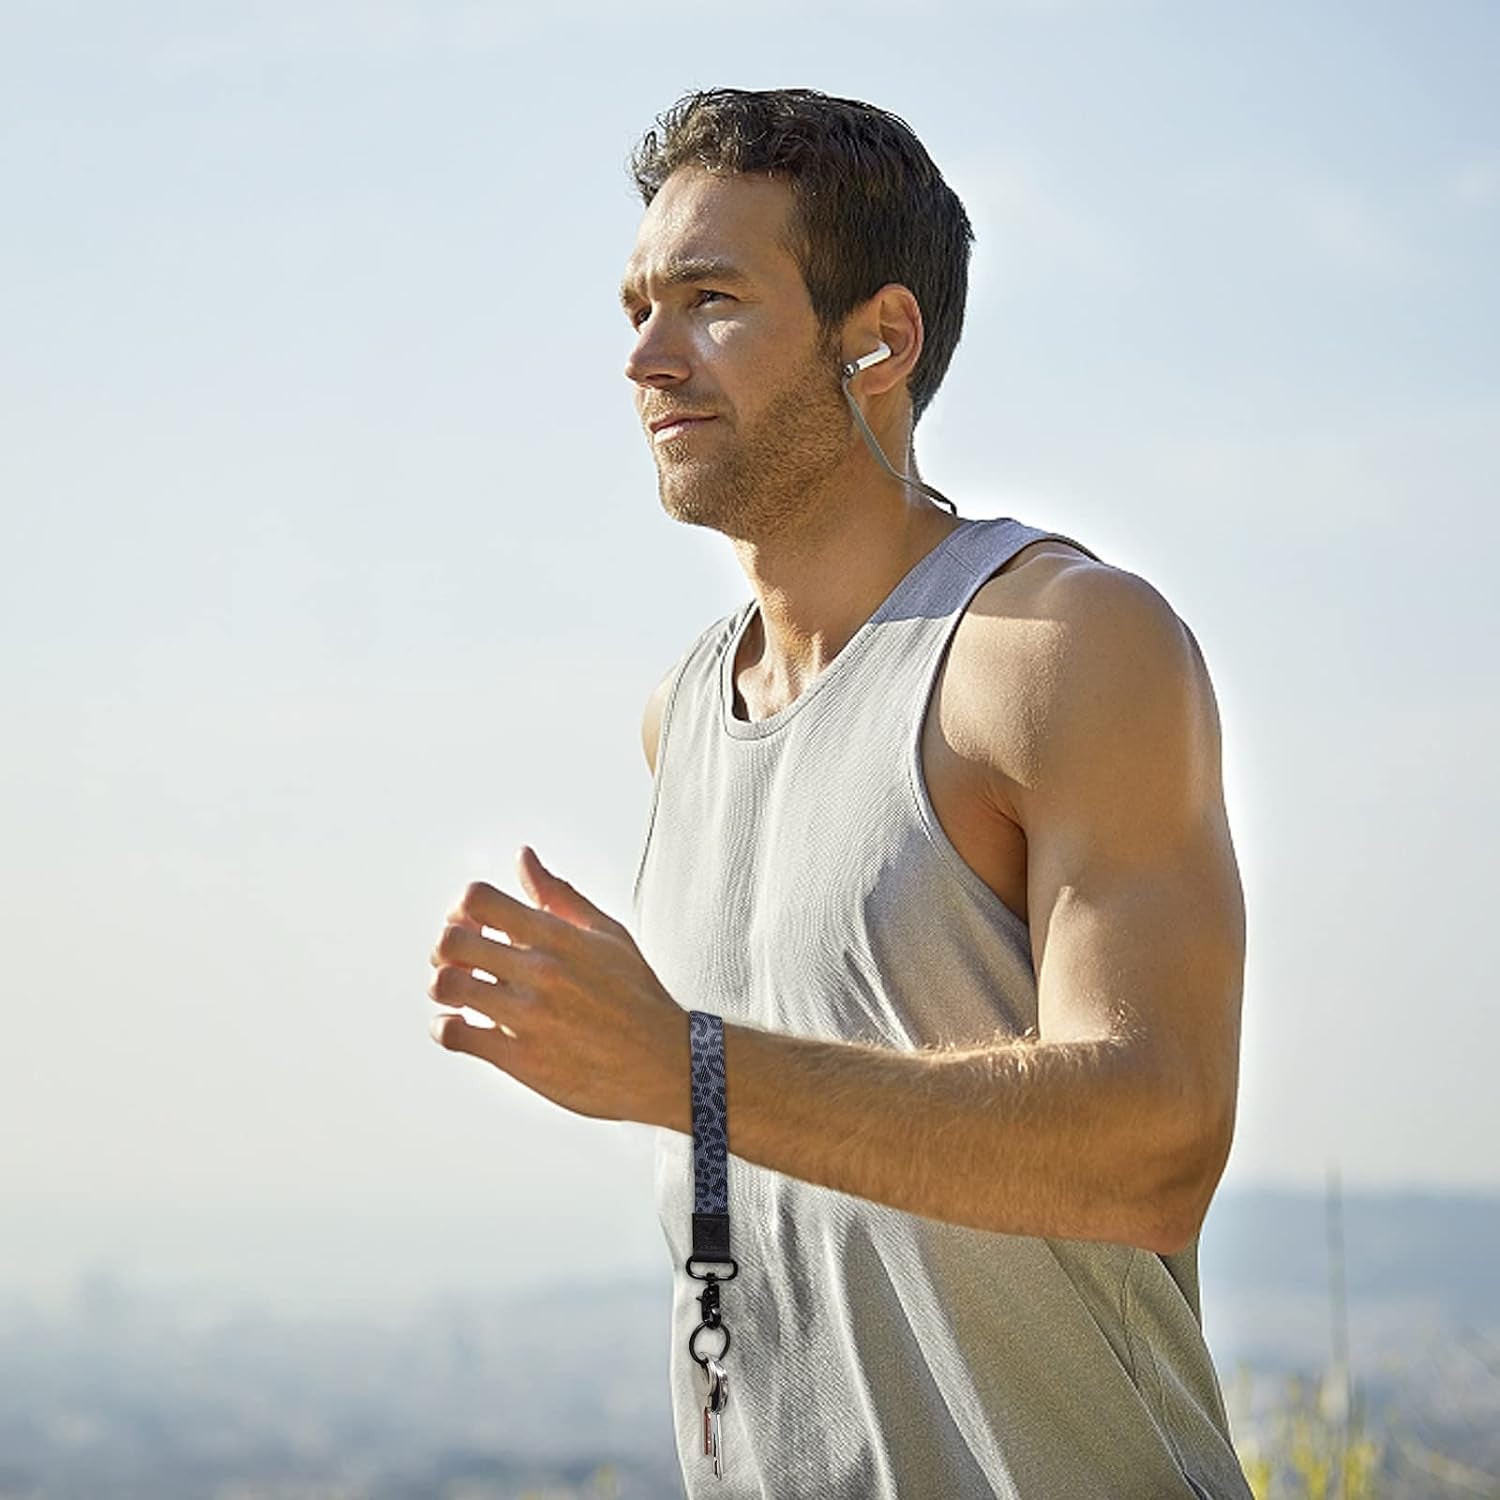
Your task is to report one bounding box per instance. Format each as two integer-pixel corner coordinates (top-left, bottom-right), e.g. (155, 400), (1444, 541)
(653, 1007), (694, 1132)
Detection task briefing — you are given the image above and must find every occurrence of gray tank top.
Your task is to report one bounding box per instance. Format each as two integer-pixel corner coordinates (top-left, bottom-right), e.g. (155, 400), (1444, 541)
(631, 515), (1252, 1500)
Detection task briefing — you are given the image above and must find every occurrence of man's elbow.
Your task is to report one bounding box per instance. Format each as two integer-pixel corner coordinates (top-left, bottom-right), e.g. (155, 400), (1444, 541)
(1146, 1095), (1236, 1256)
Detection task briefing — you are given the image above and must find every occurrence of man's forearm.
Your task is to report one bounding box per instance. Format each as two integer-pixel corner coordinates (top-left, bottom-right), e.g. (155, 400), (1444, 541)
(654, 1016), (1213, 1255)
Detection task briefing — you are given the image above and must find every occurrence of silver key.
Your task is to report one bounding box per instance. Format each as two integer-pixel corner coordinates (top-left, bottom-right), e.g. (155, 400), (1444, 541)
(702, 1355), (729, 1478)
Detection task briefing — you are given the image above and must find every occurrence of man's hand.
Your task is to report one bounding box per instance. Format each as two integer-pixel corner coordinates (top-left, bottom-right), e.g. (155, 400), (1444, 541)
(427, 845), (688, 1125)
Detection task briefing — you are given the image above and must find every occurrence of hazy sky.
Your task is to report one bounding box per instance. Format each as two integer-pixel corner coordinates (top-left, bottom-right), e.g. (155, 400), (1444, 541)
(2, 0), (1496, 1313)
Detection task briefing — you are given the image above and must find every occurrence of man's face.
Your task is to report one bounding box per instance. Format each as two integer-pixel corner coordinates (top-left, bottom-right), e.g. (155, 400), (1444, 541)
(620, 167), (852, 537)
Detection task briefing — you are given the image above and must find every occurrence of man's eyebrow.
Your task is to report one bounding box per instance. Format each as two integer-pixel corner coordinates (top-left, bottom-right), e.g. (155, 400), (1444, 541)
(619, 256), (753, 307)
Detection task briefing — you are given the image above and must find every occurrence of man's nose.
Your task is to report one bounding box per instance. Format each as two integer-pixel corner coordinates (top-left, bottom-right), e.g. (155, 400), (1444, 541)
(624, 313), (691, 388)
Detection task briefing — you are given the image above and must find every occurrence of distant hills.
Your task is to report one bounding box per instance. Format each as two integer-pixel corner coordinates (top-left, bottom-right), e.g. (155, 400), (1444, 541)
(1201, 1187), (1500, 1317)
(1196, 1186), (1500, 1372)
(2, 1186), (1497, 1497)
(6, 1183), (1498, 1360)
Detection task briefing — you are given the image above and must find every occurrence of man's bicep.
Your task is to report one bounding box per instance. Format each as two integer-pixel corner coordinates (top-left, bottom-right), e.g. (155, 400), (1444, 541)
(1013, 567), (1245, 1114)
(1027, 816), (1245, 1109)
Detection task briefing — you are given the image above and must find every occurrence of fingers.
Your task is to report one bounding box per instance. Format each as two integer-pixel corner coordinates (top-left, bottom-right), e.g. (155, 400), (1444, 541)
(429, 1009), (521, 1065)
(428, 860), (636, 1079)
(429, 923), (552, 1010)
(453, 879), (579, 953)
(428, 881), (568, 1053)
(517, 848), (632, 942)
(430, 920), (530, 978)
(428, 961), (536, 1020)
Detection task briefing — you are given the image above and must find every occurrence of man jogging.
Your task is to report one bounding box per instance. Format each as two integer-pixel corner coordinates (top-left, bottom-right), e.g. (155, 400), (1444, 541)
(429, 87), (1253, 1499)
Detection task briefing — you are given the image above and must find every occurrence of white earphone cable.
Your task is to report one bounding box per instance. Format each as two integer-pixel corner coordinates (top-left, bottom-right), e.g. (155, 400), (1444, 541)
(839, 368), (958, 516)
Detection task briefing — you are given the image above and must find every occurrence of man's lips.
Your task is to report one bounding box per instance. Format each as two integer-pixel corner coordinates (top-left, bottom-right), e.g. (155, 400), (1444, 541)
(648, 414), (717, 441)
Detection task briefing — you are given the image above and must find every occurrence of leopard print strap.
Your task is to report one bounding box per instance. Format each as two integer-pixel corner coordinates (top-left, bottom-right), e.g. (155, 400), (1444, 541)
(687, 1010), (732, 1269)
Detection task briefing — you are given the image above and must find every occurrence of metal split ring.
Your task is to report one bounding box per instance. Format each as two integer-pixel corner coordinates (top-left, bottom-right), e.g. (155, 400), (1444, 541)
(689, 1318), (731, 1368)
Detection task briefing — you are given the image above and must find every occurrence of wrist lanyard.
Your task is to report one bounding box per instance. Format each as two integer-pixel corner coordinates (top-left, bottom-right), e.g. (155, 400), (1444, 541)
(686, 1009), (737, 1480)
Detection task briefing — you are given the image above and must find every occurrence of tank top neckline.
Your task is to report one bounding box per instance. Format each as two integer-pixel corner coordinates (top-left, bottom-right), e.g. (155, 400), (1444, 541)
(717, 515), (992, 741)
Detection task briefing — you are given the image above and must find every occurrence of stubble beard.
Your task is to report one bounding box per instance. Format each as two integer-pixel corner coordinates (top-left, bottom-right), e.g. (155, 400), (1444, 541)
(654, 338), (853, 542)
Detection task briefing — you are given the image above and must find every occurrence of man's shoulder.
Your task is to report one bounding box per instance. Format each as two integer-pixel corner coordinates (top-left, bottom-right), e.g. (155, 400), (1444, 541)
(641, 605), (748, 776)
(944, 539), (1215, 813)
(979, 538), (1192, 646)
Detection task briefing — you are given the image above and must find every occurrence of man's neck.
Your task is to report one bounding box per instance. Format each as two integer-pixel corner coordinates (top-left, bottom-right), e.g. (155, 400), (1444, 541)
(730, 484), (966, 700)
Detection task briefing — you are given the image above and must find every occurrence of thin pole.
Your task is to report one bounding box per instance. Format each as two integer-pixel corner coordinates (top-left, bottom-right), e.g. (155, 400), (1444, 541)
(1326, 1162), (1352, 1499)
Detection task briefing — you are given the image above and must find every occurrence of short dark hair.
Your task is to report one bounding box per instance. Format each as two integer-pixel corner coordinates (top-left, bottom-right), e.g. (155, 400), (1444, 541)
(627, 87), (974, 427)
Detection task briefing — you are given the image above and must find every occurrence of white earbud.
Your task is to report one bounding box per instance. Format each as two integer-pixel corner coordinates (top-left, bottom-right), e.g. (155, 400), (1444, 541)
(840, 341), (892, 381)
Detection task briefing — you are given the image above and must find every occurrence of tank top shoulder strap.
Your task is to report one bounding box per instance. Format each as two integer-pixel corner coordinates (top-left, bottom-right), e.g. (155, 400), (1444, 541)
(665, 608), (743, 720)
(630, 608), (741, 913)
(899, 515), (1103, 624)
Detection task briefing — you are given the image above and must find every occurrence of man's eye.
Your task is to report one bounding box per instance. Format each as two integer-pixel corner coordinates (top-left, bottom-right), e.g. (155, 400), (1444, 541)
(628, 290), (730, 328)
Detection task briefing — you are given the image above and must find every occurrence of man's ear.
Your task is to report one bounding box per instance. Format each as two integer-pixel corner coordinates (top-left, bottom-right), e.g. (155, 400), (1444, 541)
(842, 283), (923, 398)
